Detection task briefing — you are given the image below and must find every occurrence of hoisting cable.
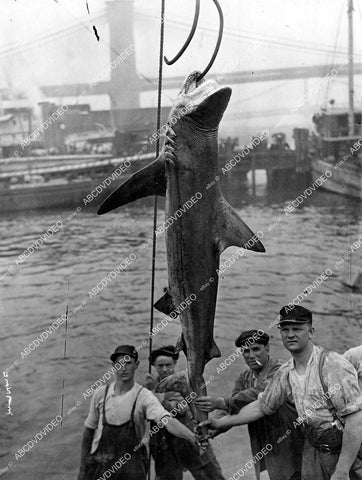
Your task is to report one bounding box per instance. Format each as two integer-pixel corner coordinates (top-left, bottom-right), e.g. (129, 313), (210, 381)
(149, 0), (165, 373)
(147, 2), (165, 477)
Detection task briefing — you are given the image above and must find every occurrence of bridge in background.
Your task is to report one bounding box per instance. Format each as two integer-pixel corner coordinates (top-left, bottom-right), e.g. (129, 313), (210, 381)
(40, 62), (362, 98)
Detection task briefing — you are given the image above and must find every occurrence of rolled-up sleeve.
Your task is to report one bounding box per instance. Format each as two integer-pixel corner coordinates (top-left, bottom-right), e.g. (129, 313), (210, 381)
(141, 388), (171, 423)
(344, 347), (362, 390)
(324, 352), (362, 417)
(259, 367), (290, 415)
(85, 387), (104, 429)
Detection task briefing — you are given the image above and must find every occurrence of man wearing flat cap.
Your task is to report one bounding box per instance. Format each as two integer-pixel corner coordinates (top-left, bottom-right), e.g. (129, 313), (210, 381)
(145, 345), (225, 480)
(201, 305), (362, 480)
(77, 345), (199, 480)
(195, 329), (302, 480)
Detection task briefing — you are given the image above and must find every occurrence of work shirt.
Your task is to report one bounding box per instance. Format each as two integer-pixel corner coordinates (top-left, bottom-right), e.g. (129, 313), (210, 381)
(260, 345), (362, 431)
(344, 345), (362, 390)
(225, 357), (283, 413)
(155, 372), (220, 471)
(154, 376), (194, 429)
(224, 357), (303, 480)
(85, 382), (170, 454)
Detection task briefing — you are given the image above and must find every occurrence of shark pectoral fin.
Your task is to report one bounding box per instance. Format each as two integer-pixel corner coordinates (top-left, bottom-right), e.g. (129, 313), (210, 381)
(215, 198), (265, 253)
(154, 288), (176, 315)
(97, 154), (166, 215)
(206, 340), (221, 362)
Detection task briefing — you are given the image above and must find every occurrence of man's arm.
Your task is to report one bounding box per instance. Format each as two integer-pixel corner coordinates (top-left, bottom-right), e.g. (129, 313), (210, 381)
(195, 372), (256, 412)
(78, 427), (95, 480)
(196, 363), (282, 414)
(164, 416), (197, 446)
(331, 410), (362, 480)
(200, 399), (266, 432)
(194, 396), (226, 412)
(227, 362), (282, 413)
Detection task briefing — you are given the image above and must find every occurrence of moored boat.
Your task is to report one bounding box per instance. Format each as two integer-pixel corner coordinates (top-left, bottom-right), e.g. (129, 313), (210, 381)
(0, 153), (154, 213)
(310, 0), (361, 199)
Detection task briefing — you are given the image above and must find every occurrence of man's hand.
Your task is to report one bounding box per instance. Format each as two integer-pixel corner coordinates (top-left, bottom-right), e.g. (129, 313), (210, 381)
(144, 373), (157, 391)
(194, 424), (209, 456)
(198, 417), (223, 437)
(194, 396), (226, 412)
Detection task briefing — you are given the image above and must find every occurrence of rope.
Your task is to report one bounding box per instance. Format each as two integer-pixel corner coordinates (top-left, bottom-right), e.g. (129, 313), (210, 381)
(148, 3), (165, 477)
(149, 0), (165, 373)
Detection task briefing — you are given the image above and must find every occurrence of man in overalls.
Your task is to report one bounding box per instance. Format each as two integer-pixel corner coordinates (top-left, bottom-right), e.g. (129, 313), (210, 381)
(201, 306), (362, 480)
(145, 345), (225, 480)
(195, 330), (303, 480)
(78, 345), (198, 480)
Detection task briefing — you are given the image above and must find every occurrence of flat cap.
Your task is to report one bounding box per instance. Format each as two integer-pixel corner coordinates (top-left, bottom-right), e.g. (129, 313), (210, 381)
(278, 305), (312, 326)
(235, 329), (269, 348)
(150, 345), (179, 365)
(110, 345), (138, 363)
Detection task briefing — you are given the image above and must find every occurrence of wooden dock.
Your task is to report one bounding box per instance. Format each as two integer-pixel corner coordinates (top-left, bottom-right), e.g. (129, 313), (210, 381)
(221, 128), (311, 194)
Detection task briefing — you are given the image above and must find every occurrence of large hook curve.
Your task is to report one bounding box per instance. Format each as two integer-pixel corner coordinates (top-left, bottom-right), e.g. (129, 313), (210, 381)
(197, 0), (223, 81)
(164, 0), (200, 65)
(163, 0), (223, 81)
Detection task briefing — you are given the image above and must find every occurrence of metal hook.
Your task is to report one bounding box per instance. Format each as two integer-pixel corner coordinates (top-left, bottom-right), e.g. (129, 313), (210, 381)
(164, 0), (200, 65)
(163, 0), (223, 81)
(197, 0), (223, 81)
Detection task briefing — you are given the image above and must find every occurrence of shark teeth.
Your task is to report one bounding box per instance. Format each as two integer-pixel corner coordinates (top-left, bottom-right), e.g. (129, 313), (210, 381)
(167, 136), (176, 146)
(167, 125), (176, 136)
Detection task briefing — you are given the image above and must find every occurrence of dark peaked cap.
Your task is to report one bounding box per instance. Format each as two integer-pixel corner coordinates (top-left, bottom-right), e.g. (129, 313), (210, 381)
(110, 345), (138, 363)
(278, 305), (312, 326)
(235, 330), (269, 348)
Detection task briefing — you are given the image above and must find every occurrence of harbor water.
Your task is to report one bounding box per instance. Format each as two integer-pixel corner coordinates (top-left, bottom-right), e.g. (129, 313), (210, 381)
(0, 172), (361, 479)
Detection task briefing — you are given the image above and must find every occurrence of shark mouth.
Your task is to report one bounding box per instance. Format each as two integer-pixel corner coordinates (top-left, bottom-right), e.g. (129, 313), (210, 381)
(179, 71), (223, 109)
(182, 71), (206, 93)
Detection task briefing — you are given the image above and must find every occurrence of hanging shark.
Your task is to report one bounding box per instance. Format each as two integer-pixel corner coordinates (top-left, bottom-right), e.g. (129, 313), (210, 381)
(98, 71), (265, 430)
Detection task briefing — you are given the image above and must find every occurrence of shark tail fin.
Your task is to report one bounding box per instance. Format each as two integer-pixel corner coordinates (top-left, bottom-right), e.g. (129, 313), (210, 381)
(97, 155), (166, 215)
(215, 197), (265, 253)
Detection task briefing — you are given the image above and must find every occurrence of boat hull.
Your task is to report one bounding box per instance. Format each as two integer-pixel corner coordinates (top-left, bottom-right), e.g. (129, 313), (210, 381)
(0, 178), (127, 213)
(311, 158), (362, 199)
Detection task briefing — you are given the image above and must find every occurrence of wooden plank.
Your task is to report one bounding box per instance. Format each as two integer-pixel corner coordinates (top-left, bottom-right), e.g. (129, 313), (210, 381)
(249, 151), (296, 170)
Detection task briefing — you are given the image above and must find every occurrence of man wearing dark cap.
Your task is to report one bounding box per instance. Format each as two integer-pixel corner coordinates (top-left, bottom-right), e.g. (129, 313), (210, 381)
(77, 345), (198, 480)
(195, 330), (303, 480)
(145, 345), (225, 480)
(201, 305), (362, 480)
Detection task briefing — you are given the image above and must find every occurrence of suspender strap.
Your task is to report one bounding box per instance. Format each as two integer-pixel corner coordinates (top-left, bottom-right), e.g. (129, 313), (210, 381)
(102, 384), (144, 427)
(102, 384), (110, 426)
(318, 349), (340, 422)
(130, 387), (143, 439)
(131, 387), (143, 418)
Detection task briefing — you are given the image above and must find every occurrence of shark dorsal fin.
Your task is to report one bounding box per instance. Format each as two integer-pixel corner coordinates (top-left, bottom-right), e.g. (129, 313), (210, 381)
(215, 197), (265, 254)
